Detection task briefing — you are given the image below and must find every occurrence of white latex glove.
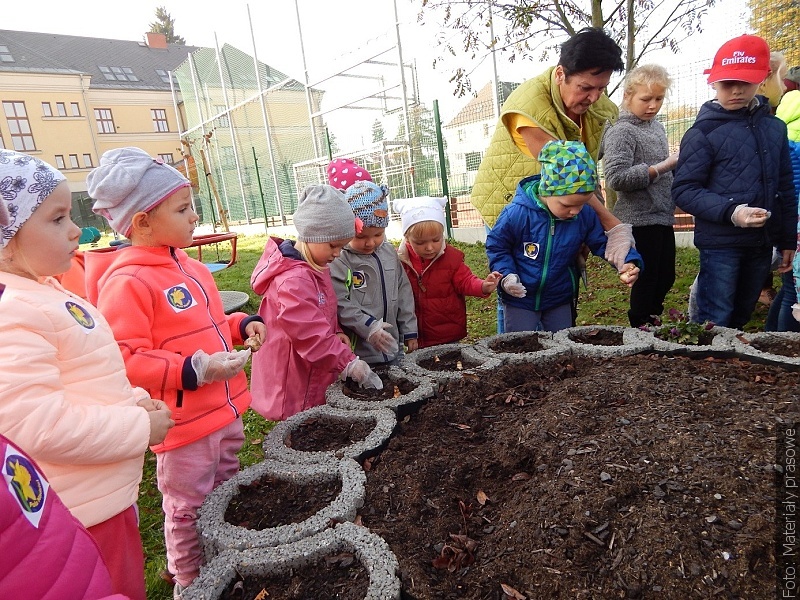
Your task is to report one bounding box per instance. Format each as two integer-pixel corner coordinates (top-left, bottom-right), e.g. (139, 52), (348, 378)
(341, 358), (383, 390)
(652, 152), (679, 178)
(604, 223), (635, 272)
(731, 204), (770, 228)
(793, 303), (800, 323)
(191, 348), (251, 386)
(366, 319), (399, 355)
(501, 274), (527, 298)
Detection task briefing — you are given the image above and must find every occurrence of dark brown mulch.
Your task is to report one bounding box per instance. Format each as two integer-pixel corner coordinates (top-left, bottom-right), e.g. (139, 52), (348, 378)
(286, 417), (374, 452)
(219, 552), (369, 599)
(224, 476), (341, 530)
(418, 350), (481, 371)
(359, 353), (798, 599)
(747, 335), (800, 358)
(489, 334), (544, 353)
(343, 372), (419, 401)
(568, 328), (624, 346)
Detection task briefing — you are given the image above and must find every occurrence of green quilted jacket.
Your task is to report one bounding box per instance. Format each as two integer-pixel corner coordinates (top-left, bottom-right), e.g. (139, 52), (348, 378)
(470, 67), (618, 227)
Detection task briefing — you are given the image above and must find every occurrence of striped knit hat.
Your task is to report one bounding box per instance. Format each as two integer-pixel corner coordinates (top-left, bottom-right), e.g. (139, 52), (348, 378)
(344, 181), (389, 229)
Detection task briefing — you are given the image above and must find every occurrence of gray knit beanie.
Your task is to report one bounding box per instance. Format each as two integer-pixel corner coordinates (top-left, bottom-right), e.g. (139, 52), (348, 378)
(88, 147), (190, 237)
(294, 184), (356, 243)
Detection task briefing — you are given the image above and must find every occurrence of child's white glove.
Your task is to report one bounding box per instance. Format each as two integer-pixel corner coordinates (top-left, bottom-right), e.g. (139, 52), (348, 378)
(191, 349), (251, 386)
(731, 204), (770, 228)
(341, 358), (383, 389)
(366, 319), (399, 355)
(793, 303), (800, 323)
(651, 152), (679, 179)
(501, 274), (527, 298)
(604, 223), (635, 272)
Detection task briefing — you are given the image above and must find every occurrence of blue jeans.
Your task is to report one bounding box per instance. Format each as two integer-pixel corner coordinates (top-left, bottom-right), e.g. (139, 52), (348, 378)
(695, 246), (772, 329)
(766, 270), (800, 332)
(503, 302), (573, 333)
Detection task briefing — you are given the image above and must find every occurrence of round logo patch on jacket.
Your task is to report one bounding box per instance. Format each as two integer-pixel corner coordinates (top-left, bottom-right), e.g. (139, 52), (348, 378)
(351, 271), (366, 289)
(164, 284), (197, 312)
(4, 444), (49, 528)
(523, 242), (540, 260)
(65, 301), (96, 330)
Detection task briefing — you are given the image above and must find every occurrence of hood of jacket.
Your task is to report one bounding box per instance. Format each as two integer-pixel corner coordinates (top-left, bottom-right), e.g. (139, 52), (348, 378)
(251, 237), (308, 296)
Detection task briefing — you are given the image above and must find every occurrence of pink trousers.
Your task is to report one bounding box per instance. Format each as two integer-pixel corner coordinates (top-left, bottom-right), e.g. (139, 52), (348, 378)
(156, 419), (244, 588)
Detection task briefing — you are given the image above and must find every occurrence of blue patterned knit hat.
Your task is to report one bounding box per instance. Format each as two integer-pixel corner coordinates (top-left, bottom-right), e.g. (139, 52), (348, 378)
(344, 181), (389, 229)
(538, 140), (597, 196)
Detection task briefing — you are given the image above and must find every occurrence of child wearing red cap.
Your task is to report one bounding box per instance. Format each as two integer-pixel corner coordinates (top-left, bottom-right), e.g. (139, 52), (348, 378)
(673, 34), (797, 329)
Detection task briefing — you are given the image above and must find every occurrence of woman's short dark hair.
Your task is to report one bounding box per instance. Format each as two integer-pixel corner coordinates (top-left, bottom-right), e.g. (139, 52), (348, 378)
(559, 27), (624, 76)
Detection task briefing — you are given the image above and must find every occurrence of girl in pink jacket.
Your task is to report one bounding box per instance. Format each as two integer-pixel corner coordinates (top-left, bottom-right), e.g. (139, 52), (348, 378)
(250, 185), (382, 420)
(0, 150), (174, 600)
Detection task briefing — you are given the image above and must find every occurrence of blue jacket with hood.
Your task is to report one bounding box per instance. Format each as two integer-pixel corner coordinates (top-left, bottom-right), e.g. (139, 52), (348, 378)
(672, 95), (796, 251)
(486, 175), (643, 312)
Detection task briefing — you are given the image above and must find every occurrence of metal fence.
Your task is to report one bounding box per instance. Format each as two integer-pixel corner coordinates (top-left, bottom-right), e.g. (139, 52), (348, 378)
(169, 3), (765, 234)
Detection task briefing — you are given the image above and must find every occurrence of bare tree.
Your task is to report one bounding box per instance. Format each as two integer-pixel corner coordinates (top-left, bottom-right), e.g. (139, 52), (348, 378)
(418, 0), (717, 96)
(149, 6), (186, 45)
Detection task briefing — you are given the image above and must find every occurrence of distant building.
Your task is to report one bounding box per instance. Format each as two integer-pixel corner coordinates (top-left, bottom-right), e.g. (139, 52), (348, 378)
(0, 29), (198, 227)
(443, 81), (518, 194)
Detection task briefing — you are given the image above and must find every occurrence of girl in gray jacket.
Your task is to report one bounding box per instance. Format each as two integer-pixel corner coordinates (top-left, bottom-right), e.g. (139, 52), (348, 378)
(602, 64), (678, 327)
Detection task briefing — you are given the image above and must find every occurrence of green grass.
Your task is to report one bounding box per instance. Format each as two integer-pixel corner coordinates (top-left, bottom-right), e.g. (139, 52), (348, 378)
(137, 234), (770, 599)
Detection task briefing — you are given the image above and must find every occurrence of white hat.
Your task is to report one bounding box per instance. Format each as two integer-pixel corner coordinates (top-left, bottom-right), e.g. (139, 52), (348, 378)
(392, 196), (447, 235)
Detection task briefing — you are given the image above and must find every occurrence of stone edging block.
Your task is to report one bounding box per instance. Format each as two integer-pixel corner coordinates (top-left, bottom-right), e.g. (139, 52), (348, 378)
(326, 365), (436, 414)
(184, 521), (401, 600)
(398, 342), (503, 383)
(643, 325), (738, 354)
(553, 325), (653, 357)
(729, 330), (800, 367)
(198, 457), (365, 557)
(473, 330), (569, 364)
(262, 404), (397, 465)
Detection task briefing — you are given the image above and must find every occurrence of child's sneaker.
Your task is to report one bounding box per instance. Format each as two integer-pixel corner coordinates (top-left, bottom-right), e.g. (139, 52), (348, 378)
(173, 582), (187, 600)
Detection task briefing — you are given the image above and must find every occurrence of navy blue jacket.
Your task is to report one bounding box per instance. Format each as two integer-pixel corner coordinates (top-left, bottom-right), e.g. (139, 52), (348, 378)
(486, 176), (643, 312)
(672, 96), (797, 250)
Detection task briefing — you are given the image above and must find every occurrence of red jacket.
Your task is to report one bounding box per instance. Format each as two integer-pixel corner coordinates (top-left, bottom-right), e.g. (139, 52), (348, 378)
(86, 245), (253, 453)
(397, 241), (488, 348)
(0, 433), (126, 600)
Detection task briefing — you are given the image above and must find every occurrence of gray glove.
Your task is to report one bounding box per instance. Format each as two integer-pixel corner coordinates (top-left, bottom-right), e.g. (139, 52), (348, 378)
(366, 319), (399, 355)
(604, 223), (635, 272)
(501, 274), (527, 298)
(731, 204), (770, 228)
(792, 303), (800, 323)
(341, 358), (383, 389)
(191, 349), (251, 386)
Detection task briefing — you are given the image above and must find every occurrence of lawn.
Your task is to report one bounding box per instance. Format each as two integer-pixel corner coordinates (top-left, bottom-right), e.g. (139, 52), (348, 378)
(134, 233), (771, 599)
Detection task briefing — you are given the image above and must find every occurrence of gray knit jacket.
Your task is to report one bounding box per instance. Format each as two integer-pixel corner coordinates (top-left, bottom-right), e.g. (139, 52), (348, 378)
(601, 109), (675, 227)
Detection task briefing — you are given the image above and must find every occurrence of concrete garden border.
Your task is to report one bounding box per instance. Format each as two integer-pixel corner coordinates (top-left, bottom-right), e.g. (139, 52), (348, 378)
(473, 330), (568, 364)
(640, 325), (738, 354)
(729, 330), (800, 367)
(326, 365), (436, 416)
(184, 522), (400, 600)
(553, 325), (653, 357)
(262, 404), (397, 465)
(399, 342), (502, 383)
(198, 457), (365, 557)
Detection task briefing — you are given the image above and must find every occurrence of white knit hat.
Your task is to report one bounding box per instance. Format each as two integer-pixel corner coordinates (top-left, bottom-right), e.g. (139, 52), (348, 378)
(392, 196), (448, 235)
(88, 147), (190, 237)
(0, 149), (66, 247)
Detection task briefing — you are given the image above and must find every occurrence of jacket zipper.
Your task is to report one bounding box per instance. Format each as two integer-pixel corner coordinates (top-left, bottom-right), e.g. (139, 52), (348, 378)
(534, 216), (555, 310)
(172, 248), (240, 418)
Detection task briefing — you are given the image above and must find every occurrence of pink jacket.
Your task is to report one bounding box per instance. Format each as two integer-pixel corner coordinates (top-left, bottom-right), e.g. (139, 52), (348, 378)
(85, 245), (253, 453)
(0, 273), (151, 528)
(0, 434), (127, 599)
(250, 238), (356, 420)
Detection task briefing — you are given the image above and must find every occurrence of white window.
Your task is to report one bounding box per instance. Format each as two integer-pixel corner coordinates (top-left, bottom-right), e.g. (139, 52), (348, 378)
(41, 102), (52, 117)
